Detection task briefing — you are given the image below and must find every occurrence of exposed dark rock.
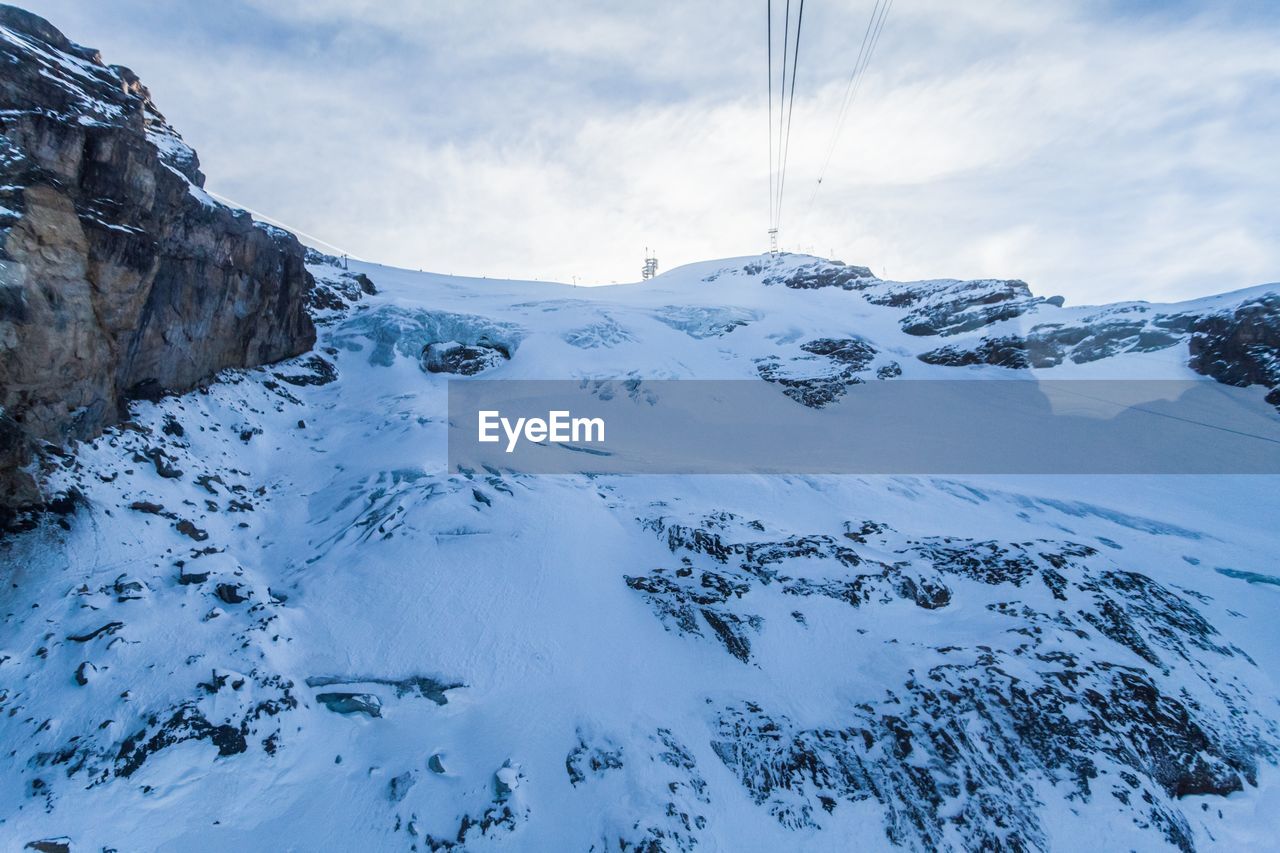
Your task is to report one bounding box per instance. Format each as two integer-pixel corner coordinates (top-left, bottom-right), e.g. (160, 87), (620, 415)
(274, 355), (337, 387)
(305, 674), (463, 705)
(919, 316), (1189, 370)
(630, 517), (922, 660)
(23, 840), (71, 853)
(197, 670), (230, 695)
(67, 622), (123, 643)
(0, 409), (38, 506)
(113, 573), (145, 601)
(876, 278), (1047, 336)
(421, 340), (508, 375)
(1066, 317), (1186, 362)
(624, 566), (763, 661)
(494, 761), (522, 800)
(29, 661), (297, 792)
(124, 379), (166, 404)
(175, 519), (208, 541)
(0, 479), (84, 534)
(699, 608), (759, 662)
(800, 337), (877, 368)
(215, 582), (250, 604)
(1188, 294), (1280, 408)
(421, 760), (530, 849)
(143, 447), (183, 479)
(566, 730), (624, 786)
(316, 692), (383, 717)
(425, 801), (521, 851)
(710, 646), (1261, 852)
(0, 7), (315, 508)
(74, 661), (96, 686)
(756, 336), (878, 408)
(776, 260), (1064, 338)
(116, 704), (249, 777)
(778, 260), (876, 290)
(195, 474), (224, 494)
(607, 728), (711, 851)
(919, 335), (1031, 369)
(389, 770), (417, 803)
(625, 510), (1275, 849)
(306, 264), (378, 315)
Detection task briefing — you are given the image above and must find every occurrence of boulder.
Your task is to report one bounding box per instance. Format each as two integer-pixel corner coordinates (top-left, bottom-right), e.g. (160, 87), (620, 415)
(316, 692), (383, 717)
(421, 340), (508, 375)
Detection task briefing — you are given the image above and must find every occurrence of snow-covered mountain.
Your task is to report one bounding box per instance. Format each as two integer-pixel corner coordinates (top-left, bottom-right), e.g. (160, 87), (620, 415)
(3, 3), (1280, 851)
(2, 249), (1279, 852)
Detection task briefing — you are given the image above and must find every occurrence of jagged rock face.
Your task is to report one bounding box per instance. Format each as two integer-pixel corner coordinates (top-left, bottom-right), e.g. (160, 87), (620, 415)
(304, 248), (376, 320)
(918, 313), (1196, 371)
(630, 511), (1275, 850)
(0, 6), (315, 507)
(421, 341), (509, 375)
(778, 260), (1060, 336)
(1189, 295), (1280, 406)
(755, 336), (880, 407)
(773, 260), (1273, 407)
(919, 334), (1034, 369)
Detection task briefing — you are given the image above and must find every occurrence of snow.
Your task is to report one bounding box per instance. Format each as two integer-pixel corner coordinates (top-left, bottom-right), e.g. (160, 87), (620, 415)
(0, 253), (1277, 851)
(0, 24), (127, 121)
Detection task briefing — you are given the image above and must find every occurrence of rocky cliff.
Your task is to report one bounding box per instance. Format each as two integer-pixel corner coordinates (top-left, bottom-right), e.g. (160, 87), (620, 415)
(0, 5), (314, 509)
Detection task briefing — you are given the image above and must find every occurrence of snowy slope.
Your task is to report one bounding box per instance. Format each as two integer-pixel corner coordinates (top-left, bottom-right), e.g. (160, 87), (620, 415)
(1, 253), (1279, 851)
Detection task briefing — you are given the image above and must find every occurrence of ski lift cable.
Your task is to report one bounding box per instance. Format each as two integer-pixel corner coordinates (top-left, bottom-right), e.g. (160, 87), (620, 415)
(807, 0), (895, 209)
(808, 0), (886, 206)
(774, 0), (806, 230)
(1047, 383), (1280, 448)
(836, 0), (894, 161)
(775, 0), (792, 232)
(768, 0), (775, 232)
(820, 0), (894, 190)
(205, 189), (365, 261)
(840, 0), (894, 147)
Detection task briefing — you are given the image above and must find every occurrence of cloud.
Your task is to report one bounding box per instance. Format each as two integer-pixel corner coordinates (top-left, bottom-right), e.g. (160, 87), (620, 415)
(17, 0), (1280, 302)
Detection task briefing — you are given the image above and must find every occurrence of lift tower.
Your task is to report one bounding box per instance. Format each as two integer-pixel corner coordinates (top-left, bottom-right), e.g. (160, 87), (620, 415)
(642, 247), (659, 280)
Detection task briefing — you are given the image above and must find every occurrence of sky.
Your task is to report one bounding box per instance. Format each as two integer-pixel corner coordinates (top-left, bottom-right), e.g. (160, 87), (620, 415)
(16, 0), (1280, 303)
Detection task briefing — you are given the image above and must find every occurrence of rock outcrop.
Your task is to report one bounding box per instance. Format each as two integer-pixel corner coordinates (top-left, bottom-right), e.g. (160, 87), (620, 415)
(0, 5), (315, 509)
(1189, 294), (1280, 407)
(778, 259), (1063, 336)
(774, 259), (1280, 410)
